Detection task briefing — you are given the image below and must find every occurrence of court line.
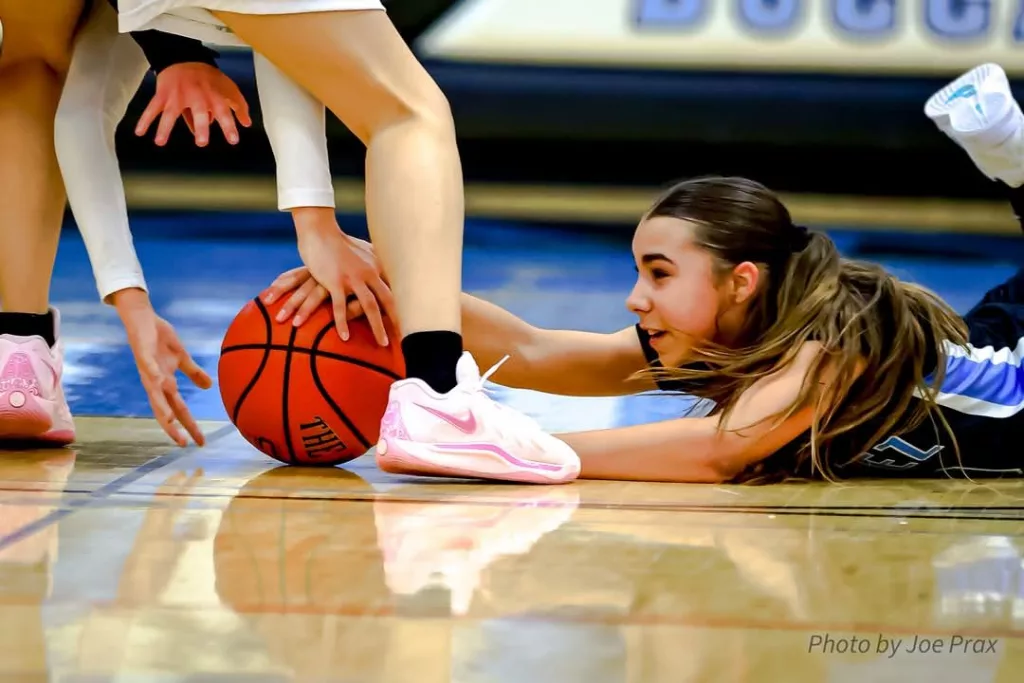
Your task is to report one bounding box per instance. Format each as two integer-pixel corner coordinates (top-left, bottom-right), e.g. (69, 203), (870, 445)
(0, 423), (237, 553)
(123, 173), (1022, 235)
(27, 486), (1024, 524)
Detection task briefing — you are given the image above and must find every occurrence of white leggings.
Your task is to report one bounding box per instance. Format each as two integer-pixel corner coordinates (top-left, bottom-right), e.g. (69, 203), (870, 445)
(54, 0), (334, 302)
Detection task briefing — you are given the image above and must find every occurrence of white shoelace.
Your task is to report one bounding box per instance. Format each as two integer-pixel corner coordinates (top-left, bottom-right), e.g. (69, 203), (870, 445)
(464, 355), (546, 448)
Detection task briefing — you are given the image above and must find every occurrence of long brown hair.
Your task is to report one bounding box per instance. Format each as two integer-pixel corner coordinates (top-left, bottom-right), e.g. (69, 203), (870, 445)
(641, 177), (969, 482)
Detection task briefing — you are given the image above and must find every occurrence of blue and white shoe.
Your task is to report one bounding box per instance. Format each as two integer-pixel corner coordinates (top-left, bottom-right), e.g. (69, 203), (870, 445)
(925, 63), (1024, 187)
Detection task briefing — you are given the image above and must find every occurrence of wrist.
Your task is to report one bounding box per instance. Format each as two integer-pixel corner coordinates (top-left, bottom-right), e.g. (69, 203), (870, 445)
(292, 207), (342, 238)
(111, 288), (152, 315)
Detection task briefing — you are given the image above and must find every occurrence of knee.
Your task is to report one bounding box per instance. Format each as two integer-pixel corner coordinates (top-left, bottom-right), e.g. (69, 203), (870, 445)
(0, 59), (60, 88)
(0, 60), (64, 117)
(415, 82), (454, 132)
(375, 79), (455, 141)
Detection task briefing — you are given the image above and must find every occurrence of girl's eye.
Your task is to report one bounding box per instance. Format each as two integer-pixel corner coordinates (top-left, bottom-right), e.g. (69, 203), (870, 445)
(651, 269), (669, 280)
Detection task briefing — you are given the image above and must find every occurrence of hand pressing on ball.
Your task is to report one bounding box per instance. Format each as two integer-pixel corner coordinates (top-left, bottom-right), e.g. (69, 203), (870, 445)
(268, 219), (395, 344)
(264, 263), (390, 329)
(294, 219), (395, 346)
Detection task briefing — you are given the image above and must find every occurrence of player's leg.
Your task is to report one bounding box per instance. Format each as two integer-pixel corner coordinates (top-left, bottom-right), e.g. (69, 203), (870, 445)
(212, 8), (462, 375)
(926, 63), (1024, 195)
(927, 63), (1024, 315)
(926, 63), (1024, 419)
(207, 7), (580, 483)
(0, 2), (84, 443)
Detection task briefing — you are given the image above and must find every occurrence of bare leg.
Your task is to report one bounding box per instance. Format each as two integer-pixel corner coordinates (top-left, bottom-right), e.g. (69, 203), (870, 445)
(0, 1), (82, 445)
(206, 8), (580, 483)
(211, 10), (463, 337)
(0, 60), (65, 314)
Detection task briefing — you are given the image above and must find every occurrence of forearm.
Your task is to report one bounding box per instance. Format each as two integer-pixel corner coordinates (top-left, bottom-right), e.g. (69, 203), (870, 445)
(55, 3), (150, 302)
(560, 345), (827, 483)
(460, 293), (539, 382)
(557, 418), (734, 483)
(253, 53), (335, 213)
(461, 294), (652, 395)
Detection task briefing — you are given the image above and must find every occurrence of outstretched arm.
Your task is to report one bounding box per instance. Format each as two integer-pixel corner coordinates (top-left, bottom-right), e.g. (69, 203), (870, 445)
(459, 293), (655, 396)
(561, 343), (832, 483)
(263, 271), (657, 395)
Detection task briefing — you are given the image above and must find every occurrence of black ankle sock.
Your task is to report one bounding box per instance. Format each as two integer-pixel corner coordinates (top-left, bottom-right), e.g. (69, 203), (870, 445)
(1008, 184), (1024, 233)
(0, 312), (54, 347)
(401, 331), (463, 394)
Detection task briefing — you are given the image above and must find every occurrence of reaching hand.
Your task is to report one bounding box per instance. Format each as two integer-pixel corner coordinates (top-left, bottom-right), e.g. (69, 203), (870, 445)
(113, 289), (212, 447)
(136, 62), (252, 147)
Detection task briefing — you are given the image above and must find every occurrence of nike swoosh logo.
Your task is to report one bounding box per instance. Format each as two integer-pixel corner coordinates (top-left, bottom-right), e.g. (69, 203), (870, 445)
(414, 403), (478, 433)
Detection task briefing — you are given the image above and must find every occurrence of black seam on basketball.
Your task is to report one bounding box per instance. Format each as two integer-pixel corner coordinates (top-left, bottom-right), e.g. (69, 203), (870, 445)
(281, 325), (299, 465)
(228, 297), (274, 424)
(220, 344), (402, 381)
(280, 325), (299, 464)
(309, 321), (373, 451)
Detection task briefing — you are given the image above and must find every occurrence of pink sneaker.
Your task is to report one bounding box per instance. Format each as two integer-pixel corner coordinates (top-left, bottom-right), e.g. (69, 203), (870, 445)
(0, 309), (74, 445)
(376, 353), (580, 484)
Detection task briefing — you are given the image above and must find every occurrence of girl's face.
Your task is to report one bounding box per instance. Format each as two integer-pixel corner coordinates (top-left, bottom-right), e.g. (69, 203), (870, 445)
(626, 216), (758, 367)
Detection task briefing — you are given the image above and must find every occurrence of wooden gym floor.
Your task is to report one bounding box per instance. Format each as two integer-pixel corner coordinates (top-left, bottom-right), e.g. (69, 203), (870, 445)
(2, 205), (1022, 681)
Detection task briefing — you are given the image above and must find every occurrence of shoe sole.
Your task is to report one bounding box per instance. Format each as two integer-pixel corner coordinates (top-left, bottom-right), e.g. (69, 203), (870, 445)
(0, 391), (73, 445)
(376, 437), (578, 484)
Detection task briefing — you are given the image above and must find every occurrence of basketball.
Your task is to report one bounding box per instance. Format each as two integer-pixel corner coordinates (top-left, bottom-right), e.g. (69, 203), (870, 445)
(218, 296), (405, 466)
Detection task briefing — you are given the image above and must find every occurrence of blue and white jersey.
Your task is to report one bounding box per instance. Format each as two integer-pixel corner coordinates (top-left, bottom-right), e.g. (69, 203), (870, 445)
(855, 337), (1024, 477)
(930, 338), (1024, 420)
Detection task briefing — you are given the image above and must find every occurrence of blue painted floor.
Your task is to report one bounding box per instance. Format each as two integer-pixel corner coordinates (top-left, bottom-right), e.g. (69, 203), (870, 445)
(51, 214), (1022, 434)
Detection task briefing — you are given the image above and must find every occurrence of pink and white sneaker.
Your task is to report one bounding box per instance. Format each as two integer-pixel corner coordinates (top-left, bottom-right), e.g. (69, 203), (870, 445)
(0, 309), (74, 445)
(376, 353), (580, 484)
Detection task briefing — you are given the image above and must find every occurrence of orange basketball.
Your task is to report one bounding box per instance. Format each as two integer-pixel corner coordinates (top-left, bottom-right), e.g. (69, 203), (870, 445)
(218, 296), (405, 466)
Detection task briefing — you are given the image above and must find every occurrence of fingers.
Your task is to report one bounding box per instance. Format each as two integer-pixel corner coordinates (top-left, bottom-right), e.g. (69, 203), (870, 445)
(293, 284), (329, 327)
(263, 267), (310, 305)
(143, 370), (187, 447)
(210, 96), (239, 145)
(352, 282), (388, 346)
(144, 362), (207, 448)
(331, 291), (351, 342)
(371, 278), (398, 337)
(188, 103), (211, 147)
(154, 101), (184, 147)
(276, 276), (318, 323)
(225, 82), (252, 129)
(345, 296), (364, 321)
(135, 93), (165, 139)
(168, 389), (205, 448)
(179, 352), (213, 391)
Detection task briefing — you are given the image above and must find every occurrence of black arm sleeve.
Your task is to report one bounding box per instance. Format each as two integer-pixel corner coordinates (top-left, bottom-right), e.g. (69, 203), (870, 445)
(106, 0), (219, 73)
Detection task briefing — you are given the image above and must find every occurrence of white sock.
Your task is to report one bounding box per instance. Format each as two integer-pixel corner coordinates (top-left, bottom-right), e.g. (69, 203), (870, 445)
(925, 63), (1024, 187)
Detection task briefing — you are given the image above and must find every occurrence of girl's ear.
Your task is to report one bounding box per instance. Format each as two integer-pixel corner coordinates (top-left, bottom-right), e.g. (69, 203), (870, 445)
(729, 261), (761, 305)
